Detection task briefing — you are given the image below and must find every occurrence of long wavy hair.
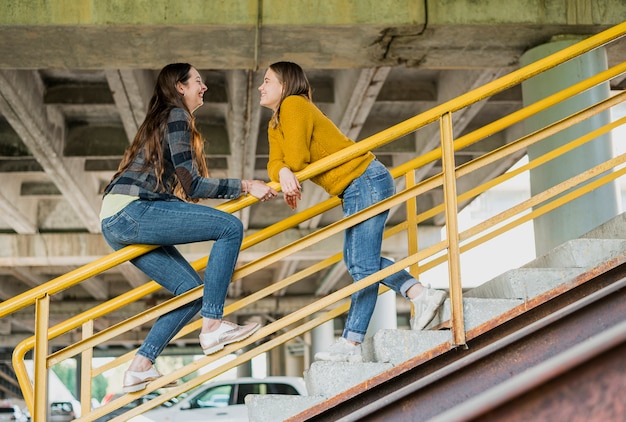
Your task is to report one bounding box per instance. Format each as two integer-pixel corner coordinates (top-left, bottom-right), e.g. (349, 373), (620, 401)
(267, 61), (312, 129)
(107, 63), (208, 202)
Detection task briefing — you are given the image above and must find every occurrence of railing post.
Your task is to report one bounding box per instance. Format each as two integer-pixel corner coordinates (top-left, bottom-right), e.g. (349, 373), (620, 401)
(440, 112), (466, 346)
(33, 294), (50, 422)
(405, 170), (419, 277)
(405, 170), (421, 322)
(80, 320), (94, 418)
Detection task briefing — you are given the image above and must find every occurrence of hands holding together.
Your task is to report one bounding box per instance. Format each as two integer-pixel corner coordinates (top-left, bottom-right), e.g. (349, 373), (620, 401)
(241, 169), (301, 208)
(242, 180), (278, 202)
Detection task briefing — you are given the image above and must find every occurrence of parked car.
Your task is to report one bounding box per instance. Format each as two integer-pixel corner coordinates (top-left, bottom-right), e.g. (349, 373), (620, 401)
(129, 376), (307, 422)
(94, 392), (179, 422)
(50, 401), (75, 422)
(0, 405), (28, 422)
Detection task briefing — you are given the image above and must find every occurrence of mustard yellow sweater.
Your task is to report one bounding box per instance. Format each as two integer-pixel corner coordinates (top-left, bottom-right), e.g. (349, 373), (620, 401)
(267, 95), (375, 196)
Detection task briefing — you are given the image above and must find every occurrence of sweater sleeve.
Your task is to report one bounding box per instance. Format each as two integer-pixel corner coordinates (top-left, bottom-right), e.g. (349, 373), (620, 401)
(267, 96), (314, 182)
(167, 108), (241, 199)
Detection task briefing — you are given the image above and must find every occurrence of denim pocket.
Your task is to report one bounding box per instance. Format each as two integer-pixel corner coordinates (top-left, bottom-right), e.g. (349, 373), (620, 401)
(103, 210), (139, 243)
(367, 171), (394, 201)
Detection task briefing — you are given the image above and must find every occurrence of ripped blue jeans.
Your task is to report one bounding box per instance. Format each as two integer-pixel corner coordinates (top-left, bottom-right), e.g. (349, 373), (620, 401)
(341, 160), (420, 343)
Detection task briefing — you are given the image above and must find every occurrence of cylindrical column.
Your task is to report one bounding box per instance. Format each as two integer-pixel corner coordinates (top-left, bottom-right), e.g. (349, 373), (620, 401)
(520, 37), (619, 255)
(284, 341), (305, 377)
(311, 318), (335, 357)
(365, 289), (397, 339)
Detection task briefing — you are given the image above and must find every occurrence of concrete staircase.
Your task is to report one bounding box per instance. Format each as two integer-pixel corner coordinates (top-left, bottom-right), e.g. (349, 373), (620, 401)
(245, 212), (626, 421)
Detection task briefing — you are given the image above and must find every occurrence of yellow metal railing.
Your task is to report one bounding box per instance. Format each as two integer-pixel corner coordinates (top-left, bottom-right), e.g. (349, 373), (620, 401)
(0, 21), (625, 421)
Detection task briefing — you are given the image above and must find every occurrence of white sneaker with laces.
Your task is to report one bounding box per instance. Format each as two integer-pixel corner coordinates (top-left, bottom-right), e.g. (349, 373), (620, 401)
(410, 286), (447, 330)
(314, 337), (363, 363)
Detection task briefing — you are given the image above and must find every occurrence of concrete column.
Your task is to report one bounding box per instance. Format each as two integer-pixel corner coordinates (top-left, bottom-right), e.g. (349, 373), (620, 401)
(365, 289), (397, 339)
(266, 346), (279, 376)
(284, 341), (305, 377)
(311, 318), (335, 357)
(520, 37), (620, 256)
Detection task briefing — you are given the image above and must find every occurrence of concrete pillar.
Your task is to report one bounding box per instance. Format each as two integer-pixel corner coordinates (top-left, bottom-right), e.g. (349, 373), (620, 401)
(365, 289), (397, 339)
(520, 37), (620, 256)
(311, 318), (335, 357)
(267, 345), (283, 376)
(284, 341), (305, 377)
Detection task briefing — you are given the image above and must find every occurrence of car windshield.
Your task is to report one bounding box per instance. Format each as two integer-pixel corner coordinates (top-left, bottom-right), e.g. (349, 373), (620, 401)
(187, 381), (303, 409)
(234, 383), (300, 405)
(191, 385), (232, 408)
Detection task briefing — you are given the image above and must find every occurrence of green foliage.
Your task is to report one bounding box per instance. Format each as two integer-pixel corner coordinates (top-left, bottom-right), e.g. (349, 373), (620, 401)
(180, 356), (198, 383)
(51, 359), (108, 403)
(51, 361), (76, 397)
(92, 374), (108, 402)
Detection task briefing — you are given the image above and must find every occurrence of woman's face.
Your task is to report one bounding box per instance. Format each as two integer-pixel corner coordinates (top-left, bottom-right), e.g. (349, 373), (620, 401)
(258, 68), (283, 111)
(178, 67), (207, 113)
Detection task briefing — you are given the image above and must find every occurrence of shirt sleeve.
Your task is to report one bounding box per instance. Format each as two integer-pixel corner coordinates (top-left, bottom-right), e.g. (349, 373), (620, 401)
(167, 108), (241, 199)
(267, 96), (314, 181)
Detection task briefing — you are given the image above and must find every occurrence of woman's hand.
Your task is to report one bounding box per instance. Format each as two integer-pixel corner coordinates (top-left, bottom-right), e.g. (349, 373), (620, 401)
(278, 167), (301, 210)
(243, 180), (278, 202)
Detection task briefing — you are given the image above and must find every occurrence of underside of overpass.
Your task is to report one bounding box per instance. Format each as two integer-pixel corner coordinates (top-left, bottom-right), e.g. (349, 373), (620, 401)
(0, 0), (624, 369)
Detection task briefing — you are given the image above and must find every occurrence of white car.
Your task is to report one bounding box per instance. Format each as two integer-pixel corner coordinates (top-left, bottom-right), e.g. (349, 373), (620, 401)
(0, 405), (28, 422)
(130, 376), (306, 422)
(50, 401), (76, 422)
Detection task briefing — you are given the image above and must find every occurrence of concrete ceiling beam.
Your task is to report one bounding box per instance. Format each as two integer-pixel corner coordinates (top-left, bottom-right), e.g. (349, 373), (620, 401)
(105, 69), (154, 143)
(0, 70), (101, 232)
(0, 180), (38, 234)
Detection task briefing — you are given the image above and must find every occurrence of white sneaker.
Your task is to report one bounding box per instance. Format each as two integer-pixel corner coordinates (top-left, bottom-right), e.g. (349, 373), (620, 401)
(314, 337), (363, 363)
(199, 320), (261, 355)
(122, 366), (177, 393)
(410, 286), (447, 330)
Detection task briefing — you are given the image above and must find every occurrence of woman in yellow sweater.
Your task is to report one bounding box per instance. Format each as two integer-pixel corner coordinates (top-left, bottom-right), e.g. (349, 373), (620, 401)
(259, 61), (446, 362)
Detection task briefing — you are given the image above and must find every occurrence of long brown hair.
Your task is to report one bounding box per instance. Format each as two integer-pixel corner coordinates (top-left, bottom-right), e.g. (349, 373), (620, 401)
(267, 61), (312, 129)
(108, 63), (208, 202)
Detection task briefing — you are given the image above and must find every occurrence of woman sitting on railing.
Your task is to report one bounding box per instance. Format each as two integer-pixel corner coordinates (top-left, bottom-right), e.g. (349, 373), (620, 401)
(258, 61), (447, 363)
(100, 63), (278, 393)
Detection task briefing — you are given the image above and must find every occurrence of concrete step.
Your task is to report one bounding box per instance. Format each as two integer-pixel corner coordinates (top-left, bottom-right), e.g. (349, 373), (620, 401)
(464, 267), (585, 300)
(465, 237), (625, 301)
(246, 395), (325, 422)
(305, 360), (393, 397)
(425, 297), (523, 330)
(522, 238), (626, 269)
(362, 329), (451, 365)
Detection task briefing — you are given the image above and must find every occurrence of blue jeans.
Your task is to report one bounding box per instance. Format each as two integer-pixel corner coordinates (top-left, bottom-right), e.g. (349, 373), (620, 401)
(101, 199), (244, 362)
(341, 160), (420, 343)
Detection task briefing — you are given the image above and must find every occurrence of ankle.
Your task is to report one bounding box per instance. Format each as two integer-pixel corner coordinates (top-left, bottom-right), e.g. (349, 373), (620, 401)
(407, 284), (425, 300)
(127, 356), (153, 373)
(201, 318), (222, 334)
